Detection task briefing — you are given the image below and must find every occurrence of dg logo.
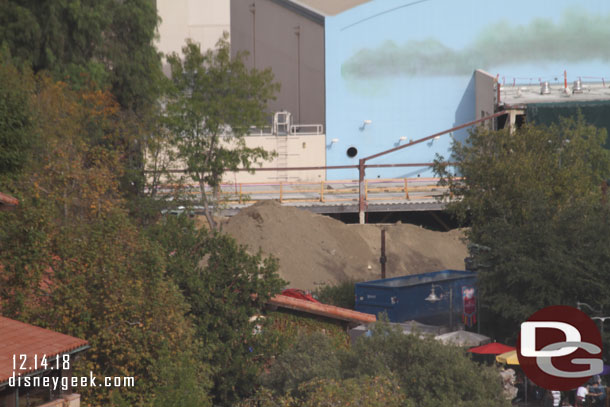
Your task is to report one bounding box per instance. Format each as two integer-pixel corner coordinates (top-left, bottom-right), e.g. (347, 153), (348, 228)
(518, 305), (603, 390)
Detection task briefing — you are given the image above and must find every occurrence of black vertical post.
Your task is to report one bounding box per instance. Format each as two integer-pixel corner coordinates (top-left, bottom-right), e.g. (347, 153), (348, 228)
(380, 229), (387, 279)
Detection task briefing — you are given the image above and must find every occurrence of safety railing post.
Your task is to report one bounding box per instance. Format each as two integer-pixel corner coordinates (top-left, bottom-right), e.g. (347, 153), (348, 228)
(279, 182), (283, 203)
(320, 181), (325, 202)
(404, 178), (409, 200)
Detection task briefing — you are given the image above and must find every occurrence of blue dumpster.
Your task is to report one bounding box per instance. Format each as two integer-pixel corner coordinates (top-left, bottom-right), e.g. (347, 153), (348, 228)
(355, 270), (477, 325)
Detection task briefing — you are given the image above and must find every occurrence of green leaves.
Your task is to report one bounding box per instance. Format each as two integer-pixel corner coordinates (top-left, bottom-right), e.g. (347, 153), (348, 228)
(162, 35), (279, 229)
(0, 57), (35, 179)
(146, 214), (285, 406)
(254, 325), (506, 407)
(435, 116), (610, 341)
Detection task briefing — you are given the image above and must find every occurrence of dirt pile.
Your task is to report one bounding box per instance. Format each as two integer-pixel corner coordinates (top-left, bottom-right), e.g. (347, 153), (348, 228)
(221, 201), (468, 290)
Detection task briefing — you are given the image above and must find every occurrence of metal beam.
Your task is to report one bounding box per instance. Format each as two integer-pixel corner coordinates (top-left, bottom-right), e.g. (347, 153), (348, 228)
(357, 111), (508, 223)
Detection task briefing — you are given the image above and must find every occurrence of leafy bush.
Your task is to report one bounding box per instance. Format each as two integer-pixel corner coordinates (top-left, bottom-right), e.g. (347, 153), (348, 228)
(258, 323), (509, 407)
(240, 375), (408, 407)
(346, 323), (508, 407)
(264, 310), (350, 353)
(313, 280), (356, 309)
(146, 214), (286, 406)
(262, 332), (344, 396)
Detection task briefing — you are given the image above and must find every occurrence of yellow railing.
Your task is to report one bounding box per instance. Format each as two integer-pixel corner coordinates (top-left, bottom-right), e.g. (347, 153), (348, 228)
(158, 177), (453, 205)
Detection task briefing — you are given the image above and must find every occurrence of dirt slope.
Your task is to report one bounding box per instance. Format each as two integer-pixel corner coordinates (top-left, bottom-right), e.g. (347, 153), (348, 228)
(221, 201), (468, 290)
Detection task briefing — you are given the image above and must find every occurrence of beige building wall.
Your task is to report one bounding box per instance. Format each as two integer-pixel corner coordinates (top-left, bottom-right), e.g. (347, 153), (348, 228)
(147, 133), (326, 187)
(225, 134), (326, 183)
(156, 0), (230, 73)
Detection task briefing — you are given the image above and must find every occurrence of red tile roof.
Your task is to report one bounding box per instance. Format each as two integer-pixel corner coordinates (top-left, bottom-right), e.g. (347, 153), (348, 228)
(0, 192), (18, 207)
(0, 317), (88, 383)
(269, 294), (377, 324)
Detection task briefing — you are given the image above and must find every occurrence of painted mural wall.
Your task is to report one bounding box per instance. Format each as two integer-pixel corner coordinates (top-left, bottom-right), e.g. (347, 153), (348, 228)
(325, 0), (610, 180)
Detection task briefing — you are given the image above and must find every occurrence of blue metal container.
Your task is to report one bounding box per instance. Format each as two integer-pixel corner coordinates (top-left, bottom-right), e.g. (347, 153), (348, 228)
(355, 270), (477, 325)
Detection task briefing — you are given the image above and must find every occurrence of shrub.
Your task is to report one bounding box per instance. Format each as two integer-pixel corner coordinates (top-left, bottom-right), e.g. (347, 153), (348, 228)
(313, 280), (356, 309)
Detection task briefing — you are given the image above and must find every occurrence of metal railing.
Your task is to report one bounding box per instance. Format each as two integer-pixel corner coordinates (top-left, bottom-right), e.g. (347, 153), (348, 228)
(157, 177), (451, 206)
(289, 124), (324, 135)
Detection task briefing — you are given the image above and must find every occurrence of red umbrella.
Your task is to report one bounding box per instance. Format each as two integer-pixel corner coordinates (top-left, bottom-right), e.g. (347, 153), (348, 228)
(468, 342), (515, 355)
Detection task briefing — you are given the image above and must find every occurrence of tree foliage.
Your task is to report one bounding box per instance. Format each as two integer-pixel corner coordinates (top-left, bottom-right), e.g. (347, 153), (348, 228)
(163, 36), (279, 229)
(434, 117), (610, 340)
(313, 280), (356, 309)
(241, 375), (408, 407)
(262, 332), (343, 396)
(29, 75), (125, 223)
(0, 62), (211, 406)
(0, 55), (35, 178)
(255, 325), (507, 407)
(0, 0), (162, 111)
(146, 214), (286, 406)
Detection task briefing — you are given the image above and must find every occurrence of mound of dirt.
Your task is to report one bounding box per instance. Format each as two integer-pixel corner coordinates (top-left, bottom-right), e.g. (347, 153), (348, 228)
(221, 201), (468, 290)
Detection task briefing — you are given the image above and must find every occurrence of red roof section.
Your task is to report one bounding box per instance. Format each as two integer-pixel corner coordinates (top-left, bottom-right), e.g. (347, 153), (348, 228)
(0, 317), (88, 383)
(269, 294), (376, 324)
(0, 192), (18, 207)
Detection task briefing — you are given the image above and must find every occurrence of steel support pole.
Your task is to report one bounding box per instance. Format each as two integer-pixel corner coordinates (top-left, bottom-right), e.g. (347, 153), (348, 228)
(449, 287), (453, 331)
(358, 159), (366, 224)
(380, 229), (387, 279)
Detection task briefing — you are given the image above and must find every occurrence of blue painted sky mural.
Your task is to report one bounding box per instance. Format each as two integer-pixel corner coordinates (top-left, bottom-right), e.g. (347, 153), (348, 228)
(342, 9), (610, 79)
(323, 0), (610, 180)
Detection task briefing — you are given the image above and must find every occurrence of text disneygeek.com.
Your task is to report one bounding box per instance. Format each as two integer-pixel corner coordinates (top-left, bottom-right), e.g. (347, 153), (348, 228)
(9, 372), (135, 391)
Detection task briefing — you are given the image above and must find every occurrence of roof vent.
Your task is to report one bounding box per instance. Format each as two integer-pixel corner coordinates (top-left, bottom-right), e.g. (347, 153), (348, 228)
(540, 81), (551, 95)
(573, 78), (583, 94)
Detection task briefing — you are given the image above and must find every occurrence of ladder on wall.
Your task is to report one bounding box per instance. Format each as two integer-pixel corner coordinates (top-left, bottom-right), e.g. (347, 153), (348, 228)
(274, 111), (291, 181)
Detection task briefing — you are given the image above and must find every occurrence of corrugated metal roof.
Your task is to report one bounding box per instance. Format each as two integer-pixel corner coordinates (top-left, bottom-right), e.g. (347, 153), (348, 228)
(273, 0), (370, 18)
(0, 317), (88, 384)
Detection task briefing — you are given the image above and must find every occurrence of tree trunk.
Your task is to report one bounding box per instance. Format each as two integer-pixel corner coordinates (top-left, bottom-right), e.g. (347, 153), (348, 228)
(199, 180), (216, 230)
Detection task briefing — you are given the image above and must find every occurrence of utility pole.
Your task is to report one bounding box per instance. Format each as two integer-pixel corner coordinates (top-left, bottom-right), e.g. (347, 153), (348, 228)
(380, 229), (387, 279)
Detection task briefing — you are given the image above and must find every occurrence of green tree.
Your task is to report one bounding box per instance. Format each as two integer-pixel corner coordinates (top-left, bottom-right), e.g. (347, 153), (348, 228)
(0, 55), (35, 180)
(241, 375), (408, 407)
(346, 323), (508, 407)
(257, 324), (507, 407)
(434, 117), (610, 340)
(0, 0), (161, 111)
(146, 215), (285, 406)
(163, 35), (279, 229)
(262, 332), (343, 396)
(0, 0), (164, 205)
(0, 66), (212, 405)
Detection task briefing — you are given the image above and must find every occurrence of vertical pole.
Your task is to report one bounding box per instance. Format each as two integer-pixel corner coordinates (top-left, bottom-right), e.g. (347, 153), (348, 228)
(358, 159), (366, 224)
(320, 181), (324, 202)
(239, 184), (243, 204)
(380, 229), (387, 279)
(279, 182), (283, 203)
(449, 287), (453, 331)
(249, 3), (256, 68)
(477, 283), (481, 334)
(295, 26), (301, 123)
(404, 178), (409, 199)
